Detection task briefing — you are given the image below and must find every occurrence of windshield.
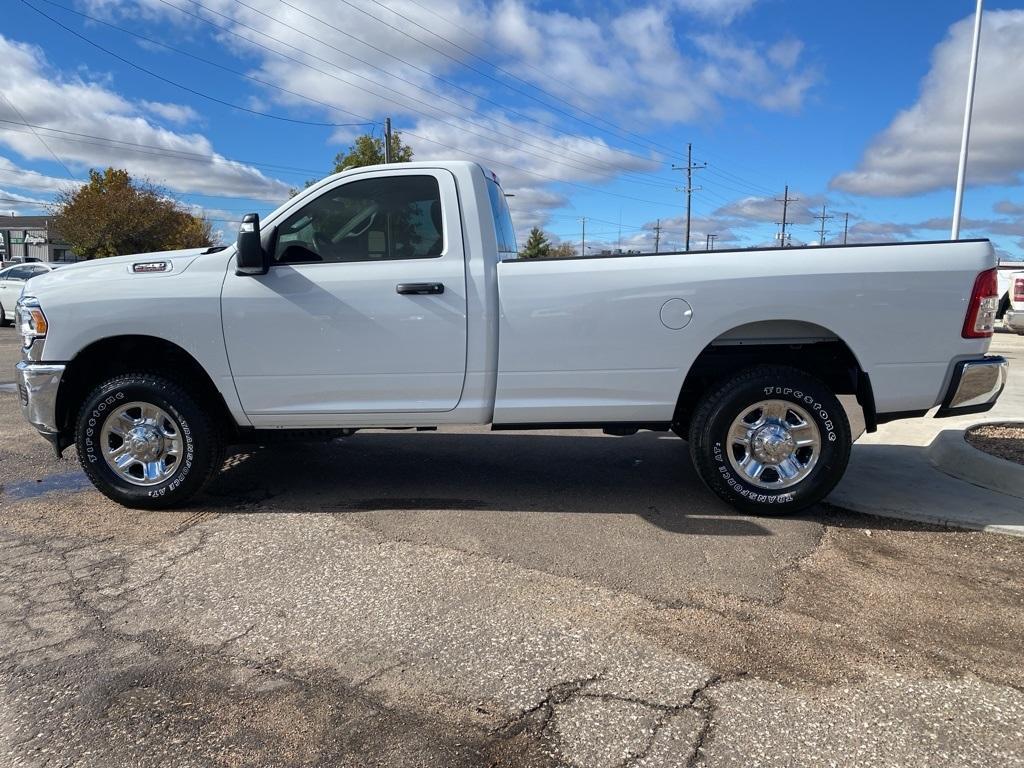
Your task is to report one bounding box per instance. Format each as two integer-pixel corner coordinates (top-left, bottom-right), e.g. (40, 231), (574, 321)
(486, 178), (518, 257)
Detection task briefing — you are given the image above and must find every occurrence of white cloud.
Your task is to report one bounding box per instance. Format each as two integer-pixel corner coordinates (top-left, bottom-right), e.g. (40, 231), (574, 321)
(0, 188), (49, 207)
(671, 0), (759, 24)
(0, 35), (291, 202)
(712, 192), (822, 226)
(142, 100), (201, 125)
(489, 1), (814, 124)
(0, 156), (80, 194)
(832, 10), (1024, 196)
(50, 0), (814, 222)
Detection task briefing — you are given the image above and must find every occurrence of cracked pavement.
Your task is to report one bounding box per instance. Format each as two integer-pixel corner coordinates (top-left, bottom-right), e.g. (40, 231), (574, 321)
(2, 326), (1024, 767)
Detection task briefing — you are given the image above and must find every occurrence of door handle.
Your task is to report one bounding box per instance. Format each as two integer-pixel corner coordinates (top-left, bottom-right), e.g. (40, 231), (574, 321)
(396, 282), (444, 295)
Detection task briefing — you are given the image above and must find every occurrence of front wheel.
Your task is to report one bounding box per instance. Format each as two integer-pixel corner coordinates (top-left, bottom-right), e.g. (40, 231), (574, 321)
(688, 365), (852, 515)
(75, 374), (223, 509)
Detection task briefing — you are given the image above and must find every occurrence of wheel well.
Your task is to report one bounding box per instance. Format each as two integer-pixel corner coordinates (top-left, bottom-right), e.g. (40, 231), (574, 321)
(54, 335), (236, 450)
(673, 333), (873, 436)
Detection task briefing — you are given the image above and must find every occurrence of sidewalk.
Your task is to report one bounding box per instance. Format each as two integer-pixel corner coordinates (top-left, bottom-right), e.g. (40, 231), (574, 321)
(829, 332), (1024, 536)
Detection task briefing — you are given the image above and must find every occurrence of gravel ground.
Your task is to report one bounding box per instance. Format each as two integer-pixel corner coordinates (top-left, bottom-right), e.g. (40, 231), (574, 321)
(2, 327), (1024, 767)
(966, 423), (1024, 464)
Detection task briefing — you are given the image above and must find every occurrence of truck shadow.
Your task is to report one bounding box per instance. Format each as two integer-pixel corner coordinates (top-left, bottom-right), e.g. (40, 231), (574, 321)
(203, 430), (778, 536)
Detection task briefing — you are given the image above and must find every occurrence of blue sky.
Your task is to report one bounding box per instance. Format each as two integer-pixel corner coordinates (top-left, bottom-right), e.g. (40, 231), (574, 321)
(1, 0), (1022, 257)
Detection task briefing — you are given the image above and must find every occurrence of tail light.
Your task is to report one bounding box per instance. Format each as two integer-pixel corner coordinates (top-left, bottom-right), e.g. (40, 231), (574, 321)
(1015, 277), (1024, 303)
(962, 268), (998, 338)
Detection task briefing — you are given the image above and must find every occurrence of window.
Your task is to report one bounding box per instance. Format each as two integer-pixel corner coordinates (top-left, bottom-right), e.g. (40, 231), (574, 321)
(4, 265), (36, 281)
(486, 178), (517, 257)
(273, 175), (444, 265)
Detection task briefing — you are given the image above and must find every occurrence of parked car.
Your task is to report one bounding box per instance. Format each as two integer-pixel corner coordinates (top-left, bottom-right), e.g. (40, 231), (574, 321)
(15, 161), (1008, 512)
(0, 262), (59, 326)
(1004, 271), (1024, 335)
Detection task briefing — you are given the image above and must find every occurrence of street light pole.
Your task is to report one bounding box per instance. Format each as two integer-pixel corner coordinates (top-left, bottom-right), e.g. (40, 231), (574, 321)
(951, 0), (984, 240)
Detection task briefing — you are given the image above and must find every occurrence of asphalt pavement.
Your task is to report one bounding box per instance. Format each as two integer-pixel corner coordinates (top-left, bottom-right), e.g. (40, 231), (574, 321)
(1, 325), (1023, 767)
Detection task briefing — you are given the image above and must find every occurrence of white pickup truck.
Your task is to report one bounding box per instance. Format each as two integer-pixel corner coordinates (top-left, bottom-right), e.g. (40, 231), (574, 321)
(15, 161), (1008, 513)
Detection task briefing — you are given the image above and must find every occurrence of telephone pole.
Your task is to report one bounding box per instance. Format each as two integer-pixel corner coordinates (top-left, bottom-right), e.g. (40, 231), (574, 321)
(384, 117), (392, 163)
(673, 143), (706, 252)
(842, 213), (850, 245)
(775, 185), (798, 247)
(579, 216), (586, 256)
(653, 219), (662, 254)
(813, 203), (833, 245)
(706, 233), (717, 251)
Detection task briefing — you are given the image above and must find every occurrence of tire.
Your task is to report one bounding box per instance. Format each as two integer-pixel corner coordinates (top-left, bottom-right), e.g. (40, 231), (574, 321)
(0, 305), (7, 327)
(75, 373), (223, 509)
(688, 365), (852, 515)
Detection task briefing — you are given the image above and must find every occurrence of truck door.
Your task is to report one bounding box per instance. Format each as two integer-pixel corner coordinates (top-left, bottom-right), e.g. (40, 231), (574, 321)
(221, 169), (468, 422)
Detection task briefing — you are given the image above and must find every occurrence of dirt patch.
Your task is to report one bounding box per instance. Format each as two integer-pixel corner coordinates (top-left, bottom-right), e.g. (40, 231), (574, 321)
(633, 508), (1024, 690)
(966, 423), (1024, 465)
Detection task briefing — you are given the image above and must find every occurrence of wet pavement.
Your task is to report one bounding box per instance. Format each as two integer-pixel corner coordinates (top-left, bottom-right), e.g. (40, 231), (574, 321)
(2, 325), (1024, 767)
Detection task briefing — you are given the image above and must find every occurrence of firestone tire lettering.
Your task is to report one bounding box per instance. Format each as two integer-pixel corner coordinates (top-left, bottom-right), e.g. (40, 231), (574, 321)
(690, 365), (852, 516)
(74, 374), (223, 510)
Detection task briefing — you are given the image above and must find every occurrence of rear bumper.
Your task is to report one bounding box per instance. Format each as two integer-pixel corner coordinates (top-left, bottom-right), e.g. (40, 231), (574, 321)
(16, 361), (65, 453)
(935, 355), (1008, 418)
(1005, 309), (1024, 334)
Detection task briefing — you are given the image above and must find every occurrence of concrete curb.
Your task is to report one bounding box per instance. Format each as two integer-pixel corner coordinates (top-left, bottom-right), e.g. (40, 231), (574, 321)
(926, 423), (1024, 500)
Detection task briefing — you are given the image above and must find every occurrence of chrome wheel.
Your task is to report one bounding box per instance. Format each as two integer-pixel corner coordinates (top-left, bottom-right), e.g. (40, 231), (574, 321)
(726, 399), (820, 490)
(100, 401), (183, 486)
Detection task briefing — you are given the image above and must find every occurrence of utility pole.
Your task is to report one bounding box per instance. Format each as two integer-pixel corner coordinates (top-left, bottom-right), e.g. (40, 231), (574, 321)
(384, 117), (393, 164)
(775, 185), (798, 247)
(813, 203), (833, 246)
(673, 143), (706, 252)
(653, 219), (662, 254)
(706, 233), (717, 251)
(579, 216), (586, 256)
(952, 0), (984, 240)
(842, 213), (850, 245)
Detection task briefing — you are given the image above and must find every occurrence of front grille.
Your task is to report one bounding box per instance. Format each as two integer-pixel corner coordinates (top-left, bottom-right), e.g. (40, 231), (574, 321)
(18, 383), (29, 407)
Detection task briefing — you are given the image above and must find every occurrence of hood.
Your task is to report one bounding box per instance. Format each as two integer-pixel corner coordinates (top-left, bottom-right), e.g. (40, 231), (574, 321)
(53, 246), (219, 273)
(23, 246), (227, 296)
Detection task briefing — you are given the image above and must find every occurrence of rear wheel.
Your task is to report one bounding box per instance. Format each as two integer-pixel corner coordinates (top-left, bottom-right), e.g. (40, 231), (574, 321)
(0, 305), (8, 327)
(75, 374), (223, 509)
(688, 365), (851, 514)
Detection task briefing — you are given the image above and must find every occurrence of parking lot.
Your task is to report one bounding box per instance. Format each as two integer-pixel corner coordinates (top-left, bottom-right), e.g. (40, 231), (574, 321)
(2, 325), (1023, 766)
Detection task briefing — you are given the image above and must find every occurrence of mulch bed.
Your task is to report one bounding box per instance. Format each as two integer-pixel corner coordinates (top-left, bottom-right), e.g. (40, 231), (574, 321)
(965, 423), (1024, 465)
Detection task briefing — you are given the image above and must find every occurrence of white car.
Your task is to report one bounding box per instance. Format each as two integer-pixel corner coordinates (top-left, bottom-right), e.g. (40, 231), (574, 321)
(14, 161), (1008, 512)
(1004, 271), (1024, 334)
(0, 262), (59, 326)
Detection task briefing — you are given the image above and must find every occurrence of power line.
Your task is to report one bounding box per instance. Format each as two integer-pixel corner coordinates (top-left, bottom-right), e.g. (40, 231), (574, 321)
(124, 0), (679, 188)
(0, 122), (326, 178)
(0, 93), (77, 179)
(18, 0), (369, 128)
(335, 0), (689, 163)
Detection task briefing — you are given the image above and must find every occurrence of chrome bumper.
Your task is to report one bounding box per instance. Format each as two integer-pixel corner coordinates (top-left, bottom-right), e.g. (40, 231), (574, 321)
(16, 361), (65, 450)
(1005, 309), (1024, 334)
(935, 355), (1008, 418)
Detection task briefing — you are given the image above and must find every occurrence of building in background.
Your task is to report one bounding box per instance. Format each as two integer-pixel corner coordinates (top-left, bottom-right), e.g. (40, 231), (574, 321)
(0, 215), (78, 264)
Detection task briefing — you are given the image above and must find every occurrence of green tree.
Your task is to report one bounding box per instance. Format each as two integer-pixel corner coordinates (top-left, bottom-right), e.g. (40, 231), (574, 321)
(519, 226), (551, 258)
(332, 131), (413, 172)
(291, 131), (416, 195)
(51, 168), (214, 259)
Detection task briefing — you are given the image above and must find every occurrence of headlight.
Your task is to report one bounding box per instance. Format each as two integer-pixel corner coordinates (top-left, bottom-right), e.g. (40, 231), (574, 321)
(16, 297), (48, 348)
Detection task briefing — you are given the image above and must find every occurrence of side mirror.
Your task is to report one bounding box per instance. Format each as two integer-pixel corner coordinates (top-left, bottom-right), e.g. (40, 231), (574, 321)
(235, 213), (269, 276)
